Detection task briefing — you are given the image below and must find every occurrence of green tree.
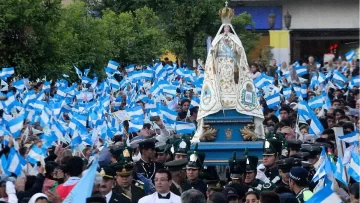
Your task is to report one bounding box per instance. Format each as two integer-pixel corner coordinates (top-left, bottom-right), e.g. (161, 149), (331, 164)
(0, 0), (63, 79)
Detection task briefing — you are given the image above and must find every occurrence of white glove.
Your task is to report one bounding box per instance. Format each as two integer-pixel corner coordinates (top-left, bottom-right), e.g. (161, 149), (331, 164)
(256, 164), (270, 183)
(6, 181), (18, 203)
(6, 181), (15, 194)
(190, 137), (200, 144)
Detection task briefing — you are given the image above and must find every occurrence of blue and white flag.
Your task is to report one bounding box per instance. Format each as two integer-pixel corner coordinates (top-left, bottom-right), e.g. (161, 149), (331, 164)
(265, 92), (280, 109)
(107, 60), (119, 70)
(163, 85), (177, 97)
(348, 152), (360, 182)
(1, 67), (15, 78)
(301, 84), (307, 98)
(126, 64), (135, 73)
(308, 95), (323, 109)
(175, 121), (196, 134)
(282, 87), (292, 99)
(63, 157), (99, 203)
(8, 113), (25, 138)
(254, 73), (273, 88)
(334, 156), (347, 186)
(345, 49), (356, 62)
(295, 66), (307, 77)
(318, 72), (326, 84)
(338, 130), (359, 144)
(26, 145), (46, 165)
(128, 119), (144, 133)
(305, 186), (342, 203)
(125, 106), (144, 119)
(73, 64), (83, 78)
(12, 79), (26, 91)
(108, 77), (120, 90)
(333, 71), (347, 83)
(350, 75), (360, 88)
(6, 148), (27, 176)
(160, 106), (177, 124)
(310, 73), (319, 89)
(308, 108), (324, 135)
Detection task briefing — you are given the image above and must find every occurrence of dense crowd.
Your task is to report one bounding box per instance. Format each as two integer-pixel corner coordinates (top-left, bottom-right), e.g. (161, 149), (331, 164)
(0, 53), (359, 203)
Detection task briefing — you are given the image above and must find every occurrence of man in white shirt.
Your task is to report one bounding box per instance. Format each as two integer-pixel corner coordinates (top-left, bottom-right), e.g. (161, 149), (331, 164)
(138, 169), (181, 203)
(99, 167), (131, 203)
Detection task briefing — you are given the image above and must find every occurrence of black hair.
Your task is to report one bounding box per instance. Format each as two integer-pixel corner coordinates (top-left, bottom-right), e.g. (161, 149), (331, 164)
(227, 183), (247, 199)
(155, 168), (172, 181)
(350, 182), (359, 199)
(260, 191), (280, 203)
(181, 99), (191, 106)
(280, 106), (290, 114)
(342, 122), (355, 132)
(45, 161), (58, 179)
(190, 106), (199, 116)
(332, 99), (342, 105)
(273, 185), (293, 194)
(65, 156), (84, 177)
(142, 123), (151, 130)
(339, 116), (351, 121)
(333, 109), (345, 116)
(245, 191), (259, 200)
(208, 192), (228, 203)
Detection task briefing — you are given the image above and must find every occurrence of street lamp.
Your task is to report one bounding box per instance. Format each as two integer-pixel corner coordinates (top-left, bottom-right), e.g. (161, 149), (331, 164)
(268, 10), (276, 30)
(284, 11), (292, 29)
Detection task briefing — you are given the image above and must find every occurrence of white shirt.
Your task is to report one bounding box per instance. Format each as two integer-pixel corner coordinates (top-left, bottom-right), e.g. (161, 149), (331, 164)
(138, 192), (181, 203)
(105, 190), (112, 203)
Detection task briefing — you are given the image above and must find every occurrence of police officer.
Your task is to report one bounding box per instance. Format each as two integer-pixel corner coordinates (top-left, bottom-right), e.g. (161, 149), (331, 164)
(288, 167), (313, 203)
(244, 154), (259, 188)
(287, 140), (303, 157)
(171, 138), (191, 160)
(262, 139), (282, 182)
(164, 158), (188, 196)
(99, 167), (131, 203)
(228, 152), (247, 184)
(181, 143), (207, 197)
(300, 145), (321, 182)
(276, 157), (294, 188)
(135, 138), (163, 181)
(112, 148), (146, 203)
(154, 142), (169, 165)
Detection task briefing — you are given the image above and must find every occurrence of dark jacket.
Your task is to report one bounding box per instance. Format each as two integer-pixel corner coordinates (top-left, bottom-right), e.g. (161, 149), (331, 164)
(114, 182), (145, 203)
(110, 191), (132, 203)
(17, 173), (45, 202)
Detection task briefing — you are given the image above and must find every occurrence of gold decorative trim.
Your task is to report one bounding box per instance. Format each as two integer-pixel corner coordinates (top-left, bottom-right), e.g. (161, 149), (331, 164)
(204, 159), (263, 163)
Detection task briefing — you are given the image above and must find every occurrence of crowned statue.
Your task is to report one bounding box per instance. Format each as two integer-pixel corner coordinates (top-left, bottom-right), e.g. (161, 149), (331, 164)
(192, 2), (264, 142)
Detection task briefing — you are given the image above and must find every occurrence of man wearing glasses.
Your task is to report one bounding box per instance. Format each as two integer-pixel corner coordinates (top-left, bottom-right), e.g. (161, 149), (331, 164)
(138, 169), (181, 203)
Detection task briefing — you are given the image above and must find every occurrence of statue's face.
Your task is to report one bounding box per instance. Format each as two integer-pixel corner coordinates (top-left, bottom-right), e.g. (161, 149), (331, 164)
(224, 25), (230, 33)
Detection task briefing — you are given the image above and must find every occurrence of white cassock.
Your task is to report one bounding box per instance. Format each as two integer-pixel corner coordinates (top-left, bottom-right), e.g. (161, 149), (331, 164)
(138, 192), (181, 203)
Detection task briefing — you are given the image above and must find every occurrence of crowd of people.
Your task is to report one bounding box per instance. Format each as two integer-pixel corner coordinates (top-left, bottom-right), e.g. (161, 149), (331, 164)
(0, 53), (359, 203)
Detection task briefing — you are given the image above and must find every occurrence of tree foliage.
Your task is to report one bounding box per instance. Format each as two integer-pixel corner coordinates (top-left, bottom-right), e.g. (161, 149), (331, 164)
(0, 1), (165, 80)
(0, 0), (260, 79)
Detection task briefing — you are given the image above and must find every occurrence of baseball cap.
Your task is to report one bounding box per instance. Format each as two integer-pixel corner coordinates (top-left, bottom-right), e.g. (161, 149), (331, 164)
(222, 187), (239, 199)
(287, 167), (308, 184)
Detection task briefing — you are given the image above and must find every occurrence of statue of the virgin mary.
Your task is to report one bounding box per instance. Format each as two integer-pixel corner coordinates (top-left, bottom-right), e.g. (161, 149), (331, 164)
(192, 3), (264, 142)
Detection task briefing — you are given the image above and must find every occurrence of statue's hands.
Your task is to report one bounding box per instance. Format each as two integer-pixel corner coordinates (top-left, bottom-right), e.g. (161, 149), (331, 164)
(190, 137), (201, 144)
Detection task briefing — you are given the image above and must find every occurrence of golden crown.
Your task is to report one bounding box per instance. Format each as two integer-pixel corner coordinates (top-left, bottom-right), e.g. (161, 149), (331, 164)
(219, 1), (234, 24)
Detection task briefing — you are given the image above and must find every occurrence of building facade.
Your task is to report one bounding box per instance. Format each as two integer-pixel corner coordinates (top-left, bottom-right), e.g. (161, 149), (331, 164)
(231, 0), (360, 64)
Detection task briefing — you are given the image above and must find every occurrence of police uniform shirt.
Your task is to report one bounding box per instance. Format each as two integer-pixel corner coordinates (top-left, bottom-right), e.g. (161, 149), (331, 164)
(181, 179), (207, 197)
(135, 159), (163, 181)
(265, 167), (280, 181)
(114, 180), (145, 203)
